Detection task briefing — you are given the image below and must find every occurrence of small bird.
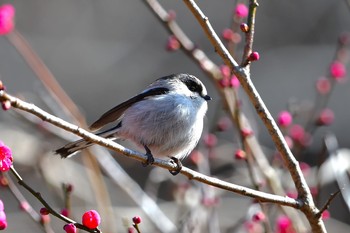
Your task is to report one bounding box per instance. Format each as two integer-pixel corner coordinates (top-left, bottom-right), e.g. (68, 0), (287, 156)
(55, 73), (211, 175)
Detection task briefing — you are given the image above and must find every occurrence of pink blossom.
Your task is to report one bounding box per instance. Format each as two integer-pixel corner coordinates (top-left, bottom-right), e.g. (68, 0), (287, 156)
(189, 150), (203, 164)
(232, 33), (241, 43)
(321, 210), (330, 220)
(220, 65), (231, 78)
(286, 190), (297, 199)
(277, 111), (293, 127)
(289, 124), (312, 147)
(234, 149), (246, 160)
(299, 162), (310, 176)
(317, 108), (334, 126)
(0, 4), (14, 17)
(217, 117), (232, 131)
(63, 223), (77, 233)
(19, 201), (30, 211)
(1, 101), (11, 111)
(0, 210), (7, 230)
(289, 124), (305, 142)
(222, 30), (241, 43)
(0, 4), (15, 35)
(82, 210), (101, 229)
(167, 10), (176, 21)
(316, 77), (331, 94)
(252, 211), (266, 222)
(203, 133), (217, 147)
(284, 135), (294, 149)
(219, 77), (230, 88)
(40, 207), (50, 216)
(222, 28), (234, 41)
(40, 214), (50, 224)
(235, 3), (249, 18)
(201, 196), (219, 207)
(66, 183), (73, 192)
(0, 177), (8, 187)
(310, 186), (318, 197)
(276, 215), (295, 233)
(230, 75), (240, 88)
(60, 208), (69, 217)
(248, 51), (260, 61)
(166, 35), (180, 51)
(241, 128), (254, 137)
(244, 221), (261, 233)
(0, 142), (12, 172)
(330, 61), (346, 80)
(132, 216), (142, 225)
(0, 200), (3, 211)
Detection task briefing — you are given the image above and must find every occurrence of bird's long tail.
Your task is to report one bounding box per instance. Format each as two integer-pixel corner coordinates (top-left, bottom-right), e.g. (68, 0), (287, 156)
(55, 125), (120, 158)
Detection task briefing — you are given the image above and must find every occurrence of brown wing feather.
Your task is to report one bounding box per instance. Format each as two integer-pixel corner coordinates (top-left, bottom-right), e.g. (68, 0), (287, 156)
(89, 87), (169, 131)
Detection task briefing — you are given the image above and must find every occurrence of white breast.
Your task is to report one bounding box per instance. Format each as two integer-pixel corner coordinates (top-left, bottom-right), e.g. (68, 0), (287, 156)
(116, 92), (208, 160)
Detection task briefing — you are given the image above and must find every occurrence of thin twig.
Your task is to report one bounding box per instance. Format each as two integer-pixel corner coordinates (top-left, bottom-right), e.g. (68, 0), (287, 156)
(9, 166), (101, 233)
(316, 190), (340, 218)
(6, 30), (117, 232)
(0, 90), (300, 208)
(5, 173), (41, 222)
(241, 0), (258, 66)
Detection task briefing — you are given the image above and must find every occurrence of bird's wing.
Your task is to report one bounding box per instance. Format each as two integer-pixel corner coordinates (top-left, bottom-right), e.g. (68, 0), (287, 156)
(89, 87), (170, 131)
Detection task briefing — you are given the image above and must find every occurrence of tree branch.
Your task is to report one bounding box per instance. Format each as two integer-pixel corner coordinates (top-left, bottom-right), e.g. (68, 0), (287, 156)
(0, 90), (300, 209)
(142, 1), (308, 230)
(241, 0), (259, 66)
(182, 0), (326, 232)
(316, 190), (340, 218)
(9, 166), (100, 233)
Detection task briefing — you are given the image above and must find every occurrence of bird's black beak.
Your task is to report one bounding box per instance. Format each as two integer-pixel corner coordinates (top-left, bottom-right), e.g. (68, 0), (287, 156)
(203, 95), (212, 101)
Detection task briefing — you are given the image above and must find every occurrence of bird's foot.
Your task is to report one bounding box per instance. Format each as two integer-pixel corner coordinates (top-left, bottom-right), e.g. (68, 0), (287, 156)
(169, 157), (182, 176)
(142, 146), (155, 166)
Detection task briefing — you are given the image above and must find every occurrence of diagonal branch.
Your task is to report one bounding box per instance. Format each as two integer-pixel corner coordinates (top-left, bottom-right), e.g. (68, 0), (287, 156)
(316, 190), (340, 218)
(182, 0), (326, 232)
(0, 90), (300, 208)
(9, 166), (100, 233)
(142, 1), (308, 230)
(183, 0), (308, 206)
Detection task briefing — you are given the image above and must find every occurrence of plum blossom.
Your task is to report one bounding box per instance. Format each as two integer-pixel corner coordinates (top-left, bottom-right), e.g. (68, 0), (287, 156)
(0, 142), (12, 172)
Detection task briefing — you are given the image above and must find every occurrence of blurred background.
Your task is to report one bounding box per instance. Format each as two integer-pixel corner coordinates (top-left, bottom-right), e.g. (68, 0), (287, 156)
(0, 0), (349, 232)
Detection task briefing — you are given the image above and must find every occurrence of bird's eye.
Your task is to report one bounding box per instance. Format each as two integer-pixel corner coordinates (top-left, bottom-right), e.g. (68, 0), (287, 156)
(185, 80), (201, 93)
(178, 75), (204, 94)
(188, 84), (197, 92)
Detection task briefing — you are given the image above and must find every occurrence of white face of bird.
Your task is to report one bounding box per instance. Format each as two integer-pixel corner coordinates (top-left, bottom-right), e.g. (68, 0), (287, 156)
(150, 74), (211, 102)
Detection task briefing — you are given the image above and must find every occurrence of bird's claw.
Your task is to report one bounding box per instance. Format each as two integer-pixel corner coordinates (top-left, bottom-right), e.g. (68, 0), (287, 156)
(142, 146), (155, 166)
(169, 157), (182, 176)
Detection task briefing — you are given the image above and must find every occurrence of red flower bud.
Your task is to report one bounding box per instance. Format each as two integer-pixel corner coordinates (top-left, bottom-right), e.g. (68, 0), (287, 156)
(248, 52), (260, 61)
(82, 210), (101, 229)
(63, 223), (77, 233)
(234, 149), (246, 160)
(132, 216), (142, 225)
(40, 207), (50, 215)
(240, 23), (249, 33)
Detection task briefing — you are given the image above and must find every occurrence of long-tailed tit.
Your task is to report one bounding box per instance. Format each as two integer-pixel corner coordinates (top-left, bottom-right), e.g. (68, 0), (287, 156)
(56, 73), (211, 175)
